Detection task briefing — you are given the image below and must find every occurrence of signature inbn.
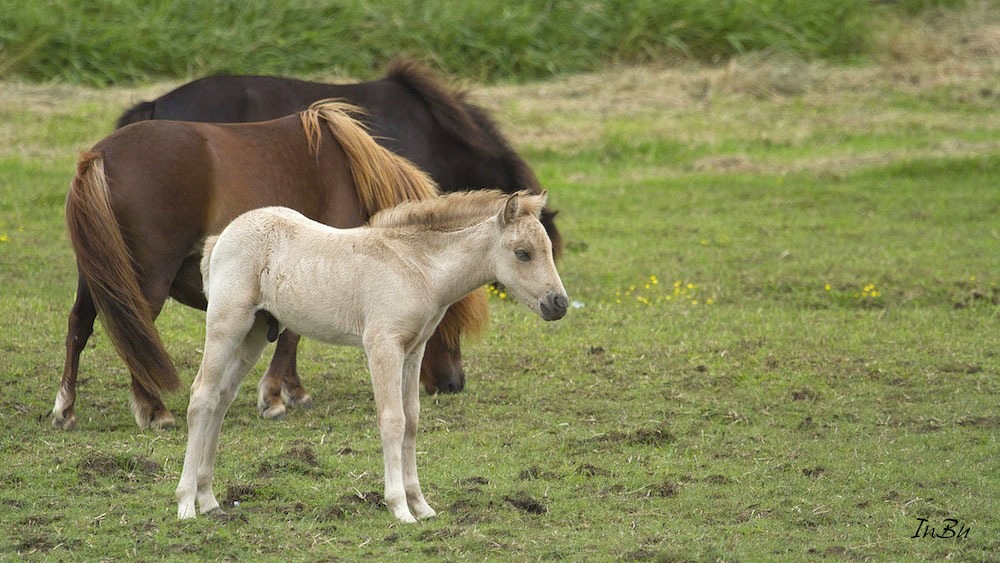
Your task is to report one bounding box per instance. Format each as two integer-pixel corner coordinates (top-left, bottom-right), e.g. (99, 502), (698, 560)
(911, 517), (970, 540)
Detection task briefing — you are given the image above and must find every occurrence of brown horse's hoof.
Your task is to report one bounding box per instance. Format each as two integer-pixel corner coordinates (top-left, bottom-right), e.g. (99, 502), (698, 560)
(286, 393), (313, 409)
(133, 402), (177, 430)
(149, 415), (177, 430)
(52, 410), (77, 431)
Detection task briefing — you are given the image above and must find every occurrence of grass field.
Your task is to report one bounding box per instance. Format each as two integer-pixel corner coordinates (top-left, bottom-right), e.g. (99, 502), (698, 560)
(0, 0), (969, 85)
(1, 5), (999, 562)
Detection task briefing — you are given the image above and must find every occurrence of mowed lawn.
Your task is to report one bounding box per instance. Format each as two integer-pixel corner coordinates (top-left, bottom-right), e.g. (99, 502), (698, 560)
(1, 42), (998, 561)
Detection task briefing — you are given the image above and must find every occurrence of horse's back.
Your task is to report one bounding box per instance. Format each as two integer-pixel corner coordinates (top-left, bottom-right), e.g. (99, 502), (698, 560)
(125, 75), (380, 124)
(117, 71), (453, 180)
(94, 121), (217, 222)
(139, 75), (331, 123)
(211, 207), (369, 346)
(104, 115), (345, 219)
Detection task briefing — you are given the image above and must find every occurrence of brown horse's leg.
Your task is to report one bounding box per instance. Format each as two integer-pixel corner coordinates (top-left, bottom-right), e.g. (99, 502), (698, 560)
(130, 274), (179, 430)
(52, 276), (97, 430)
(259, 330), (312, 419)
(131, 377), (175, 429)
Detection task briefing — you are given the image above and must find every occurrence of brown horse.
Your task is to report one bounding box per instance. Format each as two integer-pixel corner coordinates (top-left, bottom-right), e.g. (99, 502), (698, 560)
(54, 101), (488, 430)
(115, 58), (562, 403)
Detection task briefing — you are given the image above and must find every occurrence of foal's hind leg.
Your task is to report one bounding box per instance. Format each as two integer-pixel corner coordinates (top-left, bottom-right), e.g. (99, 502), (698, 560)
(178, 311), (268, 519)
(53, 276), (97, 430)
(257, 330), (312, 419)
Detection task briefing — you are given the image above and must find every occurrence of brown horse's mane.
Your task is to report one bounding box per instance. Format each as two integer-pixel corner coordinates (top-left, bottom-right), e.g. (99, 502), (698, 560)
(299, 100), (440, 217)
(370, 190), (542, 232)
(300, 99), (488, 346)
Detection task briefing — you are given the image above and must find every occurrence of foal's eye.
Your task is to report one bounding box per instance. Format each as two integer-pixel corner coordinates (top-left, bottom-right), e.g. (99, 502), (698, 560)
(514, 249), (531, 262)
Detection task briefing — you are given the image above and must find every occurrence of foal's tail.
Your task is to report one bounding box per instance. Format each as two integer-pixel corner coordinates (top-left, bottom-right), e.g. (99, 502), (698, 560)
(301, 100), (489, 344)
(65, 152), (182, 396)
(200, 234), (220, 293)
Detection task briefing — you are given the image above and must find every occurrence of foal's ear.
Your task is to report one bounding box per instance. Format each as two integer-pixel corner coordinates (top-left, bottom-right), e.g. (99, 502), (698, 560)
(500, 192), (519, 226)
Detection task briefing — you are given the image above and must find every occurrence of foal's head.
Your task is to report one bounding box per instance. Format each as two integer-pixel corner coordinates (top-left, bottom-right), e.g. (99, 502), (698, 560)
(494, 191), (568, 321)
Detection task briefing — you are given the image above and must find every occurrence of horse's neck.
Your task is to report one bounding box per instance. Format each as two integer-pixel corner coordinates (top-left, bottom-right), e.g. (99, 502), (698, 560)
(401, 220), (498, 306)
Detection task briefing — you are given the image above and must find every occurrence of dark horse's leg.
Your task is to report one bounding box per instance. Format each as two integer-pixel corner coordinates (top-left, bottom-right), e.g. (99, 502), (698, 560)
(52, 275), (97, 430)
(259, 330), (312, 419)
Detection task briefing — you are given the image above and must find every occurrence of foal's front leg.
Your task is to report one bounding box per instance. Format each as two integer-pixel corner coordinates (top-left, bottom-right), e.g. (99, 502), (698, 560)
(401, 346), (435, 520)
(365, 337), (416, 523)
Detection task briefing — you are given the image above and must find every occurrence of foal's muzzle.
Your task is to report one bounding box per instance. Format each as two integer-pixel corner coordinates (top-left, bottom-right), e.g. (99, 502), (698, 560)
(540, 291), (569, 321)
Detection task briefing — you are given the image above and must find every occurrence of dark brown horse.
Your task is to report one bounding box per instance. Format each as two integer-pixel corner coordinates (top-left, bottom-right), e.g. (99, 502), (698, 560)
(55, 101), (489, 430)
(114, 59), (562, 408)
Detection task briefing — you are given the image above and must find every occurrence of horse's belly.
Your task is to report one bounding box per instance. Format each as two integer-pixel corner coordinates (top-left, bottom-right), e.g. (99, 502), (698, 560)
(269, 298), (363, 348)
(304, 324), (364, 347)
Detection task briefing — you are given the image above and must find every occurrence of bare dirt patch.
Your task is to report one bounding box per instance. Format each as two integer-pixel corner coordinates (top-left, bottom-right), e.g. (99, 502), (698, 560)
(519, 466), (559, 480)
(575, 463), (610, 477)
(504, 493), (547, 515)
(76, 452), (160, 484)
(222, 483), (261, 508)
(589, 423), (677, 448)
(257, 442), (324, 478)
(319, 490), (386, 521)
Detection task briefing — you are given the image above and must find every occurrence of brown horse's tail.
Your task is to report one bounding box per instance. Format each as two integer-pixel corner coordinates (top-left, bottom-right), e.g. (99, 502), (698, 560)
(65, 152), (182, 395)
(300, 101), (490, 341)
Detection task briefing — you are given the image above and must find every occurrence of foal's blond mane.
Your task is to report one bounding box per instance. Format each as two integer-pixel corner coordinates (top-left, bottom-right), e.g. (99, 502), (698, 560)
(370, 190), (544, 231)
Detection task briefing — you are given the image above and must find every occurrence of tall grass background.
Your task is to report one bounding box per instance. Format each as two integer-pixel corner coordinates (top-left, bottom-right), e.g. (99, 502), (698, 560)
(0, 0), (970, 86)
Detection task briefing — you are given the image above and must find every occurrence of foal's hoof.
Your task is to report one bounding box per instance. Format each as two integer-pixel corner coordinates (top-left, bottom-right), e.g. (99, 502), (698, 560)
(52, 411), (77, 431)
(394, 510), (418, 524)
(414, 505), (438, 520)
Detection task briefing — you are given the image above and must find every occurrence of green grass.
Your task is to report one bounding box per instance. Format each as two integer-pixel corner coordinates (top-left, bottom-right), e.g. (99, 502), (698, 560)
(0, 0), (963, 86)
(2, 10), (999, 560)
